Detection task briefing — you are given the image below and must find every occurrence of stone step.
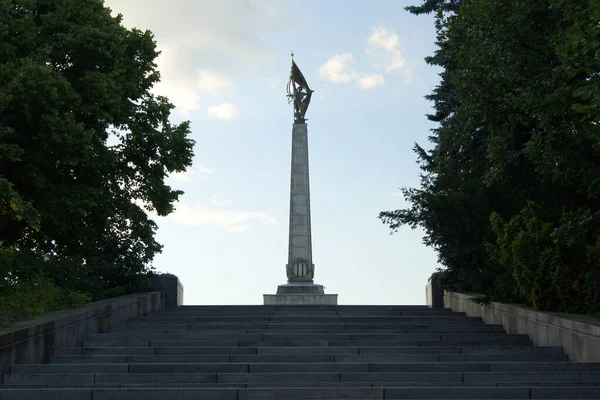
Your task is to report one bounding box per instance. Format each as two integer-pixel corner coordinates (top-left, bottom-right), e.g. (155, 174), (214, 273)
(50, 353), (568, 363)
(124, 321), (489, 329)
(110, 324), (504, 333)
(127, 318), (486, 326)
(85, 332), (530, 341)
(6, 381), (600, 389)
(8, 370), (600, 385)
(462, 372), (600, 383)
(82, 340), (536, 349)
(1, 386), (599, 400)
(54, 347), (257, 356)
(439, 354), (568, 362)
(165, 305), (430, 311)
(51, 353), (569, 364)
(358, 346), (560, 355)
(53, 345), (563, 356)
(54, 347), (154, 356)
(109, 328), (506, 335)
(88, 333), (515, 342)
(169, 307), (450, 310)
(6, 304), (597, 399)
(367, 362), (600, 373)
(14, 362), (599, 375)
(11, 363), (246, 374)
(330, 339), (532, 346)
(130, 316), (481, 323)
(0, 388), (237, 400)
(151, 311), (464, 317)
(50, 355), (337, 364)
(0, 383), (433, 389)
(14, 381), (568, 390)
(82, 338), (533, 348)
(238, 372), (464, 384)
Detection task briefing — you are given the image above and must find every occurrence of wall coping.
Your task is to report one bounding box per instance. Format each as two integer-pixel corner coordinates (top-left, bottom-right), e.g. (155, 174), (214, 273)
(447, 292), (600, 338)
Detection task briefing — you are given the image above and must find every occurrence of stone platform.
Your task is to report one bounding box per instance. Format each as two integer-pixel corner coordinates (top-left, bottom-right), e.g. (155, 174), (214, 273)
(264, 283), (338, 305)
(263, 293), (338, 305)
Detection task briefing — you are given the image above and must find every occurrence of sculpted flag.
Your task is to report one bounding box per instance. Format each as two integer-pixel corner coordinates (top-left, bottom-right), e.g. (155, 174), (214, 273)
(290, 60), (311, 91)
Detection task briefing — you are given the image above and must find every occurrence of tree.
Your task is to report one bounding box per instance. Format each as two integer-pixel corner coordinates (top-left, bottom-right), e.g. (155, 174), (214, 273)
(382, 0), (600, 315)
(0, 0), (194, 300)
(405, 0), (460, 15)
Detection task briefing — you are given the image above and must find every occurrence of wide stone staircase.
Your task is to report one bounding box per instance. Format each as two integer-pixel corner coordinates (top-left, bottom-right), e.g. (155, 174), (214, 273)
(1, 305), (600, 399)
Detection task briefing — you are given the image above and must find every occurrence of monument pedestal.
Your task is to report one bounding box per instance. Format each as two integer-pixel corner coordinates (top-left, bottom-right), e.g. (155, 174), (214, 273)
(264, 283), (337, 305)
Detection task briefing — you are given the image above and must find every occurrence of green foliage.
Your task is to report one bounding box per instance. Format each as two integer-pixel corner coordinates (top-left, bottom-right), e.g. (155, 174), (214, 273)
(405, 0), (460, 15)
(489, 203), (600, 315)
(584, 237), (600, 315)
(0, 0), (194, 323)
(0, 274), (91, 329)
(383, 0), (600, 315)
(490, 203), (560, 310)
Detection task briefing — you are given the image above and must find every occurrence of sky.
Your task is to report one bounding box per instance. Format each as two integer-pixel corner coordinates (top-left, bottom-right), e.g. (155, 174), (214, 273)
(103, 0), (442, 305)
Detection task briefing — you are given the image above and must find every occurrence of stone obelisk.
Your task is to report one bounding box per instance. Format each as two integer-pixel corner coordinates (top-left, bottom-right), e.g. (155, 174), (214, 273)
(264, 56), (338, 305)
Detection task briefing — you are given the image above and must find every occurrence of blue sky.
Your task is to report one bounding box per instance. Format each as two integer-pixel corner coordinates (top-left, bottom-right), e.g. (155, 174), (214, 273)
(104, 0), (442, 305)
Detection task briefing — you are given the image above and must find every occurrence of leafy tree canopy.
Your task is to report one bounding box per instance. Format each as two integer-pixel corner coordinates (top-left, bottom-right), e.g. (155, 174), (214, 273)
(382, 0), (600, 315)
(0, 0), (195, 303)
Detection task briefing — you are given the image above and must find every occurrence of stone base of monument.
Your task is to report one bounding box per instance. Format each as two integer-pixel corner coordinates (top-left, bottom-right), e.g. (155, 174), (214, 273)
(263, 294), (338, 305)
(263, 283), (338, 305)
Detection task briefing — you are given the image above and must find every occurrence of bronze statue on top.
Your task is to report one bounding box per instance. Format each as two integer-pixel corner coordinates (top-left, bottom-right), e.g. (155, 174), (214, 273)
(286, 54), (313, 124)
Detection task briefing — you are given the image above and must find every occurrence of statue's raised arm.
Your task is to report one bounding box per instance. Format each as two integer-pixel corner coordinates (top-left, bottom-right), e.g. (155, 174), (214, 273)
(286, 57), (313, 124)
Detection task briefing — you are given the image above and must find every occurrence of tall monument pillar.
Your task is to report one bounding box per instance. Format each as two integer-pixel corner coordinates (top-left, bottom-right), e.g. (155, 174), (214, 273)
(287, 122), (314, 283)
(264, 56), (338, 305)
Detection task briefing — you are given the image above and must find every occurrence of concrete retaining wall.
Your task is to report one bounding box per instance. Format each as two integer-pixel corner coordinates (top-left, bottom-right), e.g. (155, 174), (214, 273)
(444, 291), (600, 363)
(0, 291), (164, 374)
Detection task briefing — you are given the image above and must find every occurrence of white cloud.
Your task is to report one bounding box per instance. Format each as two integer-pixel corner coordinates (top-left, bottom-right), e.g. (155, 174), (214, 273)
(318, 28), (412, 89)
(150, 46), (200, 114)
(198, 167), (214, 175)
(169, 170), (195, 183)
(368, 27), (400, 53)
(384, 51), (407, 72)
(206, 194), (233, 207)
(162, 88), (198, 115)
(207, 103), (239, 120)
(356, 74), (384, 89)
(103, 0), (283, 114)
(198, 70), (234, 95)
(103, 0), (278, 67)
(169, 165), (214, 183)
(402, 69), (414, 84)
(265, 77), (281, 89)
(367, 26), (411, 79)
(152, 62), (235, 114)
(167, 202), (277, 232)
(318, 53), (357, 83)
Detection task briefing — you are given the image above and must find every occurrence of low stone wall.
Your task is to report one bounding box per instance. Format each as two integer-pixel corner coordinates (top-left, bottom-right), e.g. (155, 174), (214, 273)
(148, 274), (184, 309)
(444, 291), (600, 363)
(0, 291), (164, 374)
(425, 279), (444, 308)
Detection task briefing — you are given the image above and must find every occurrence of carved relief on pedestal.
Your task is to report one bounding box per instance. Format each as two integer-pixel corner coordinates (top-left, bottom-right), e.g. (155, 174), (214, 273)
(286, 258), (314, 282)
